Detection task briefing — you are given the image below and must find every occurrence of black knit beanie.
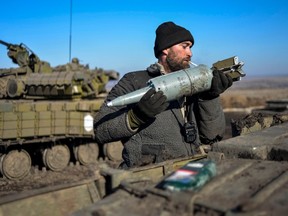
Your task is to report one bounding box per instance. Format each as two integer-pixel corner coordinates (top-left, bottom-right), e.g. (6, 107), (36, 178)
(154, 21), (194, 58)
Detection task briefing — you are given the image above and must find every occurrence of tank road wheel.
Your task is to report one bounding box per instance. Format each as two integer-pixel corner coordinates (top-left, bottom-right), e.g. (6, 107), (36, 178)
(73, 143), (99, 165)
(0, 150), (31, 180)
(43, 145), (70, 171)
(103, 141), (124, 162)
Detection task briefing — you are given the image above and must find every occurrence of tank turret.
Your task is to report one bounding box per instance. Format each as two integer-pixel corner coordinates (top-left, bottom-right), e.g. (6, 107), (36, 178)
(0, 40), (119, 99)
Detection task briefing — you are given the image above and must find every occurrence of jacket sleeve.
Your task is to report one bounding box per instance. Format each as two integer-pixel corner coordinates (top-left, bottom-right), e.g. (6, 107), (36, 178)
(93, 73), (139, 144)
(194, 96), (226, 144)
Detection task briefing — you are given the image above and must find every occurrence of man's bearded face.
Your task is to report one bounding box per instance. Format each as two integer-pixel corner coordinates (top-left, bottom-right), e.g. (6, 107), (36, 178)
(166, 48), (191, 72)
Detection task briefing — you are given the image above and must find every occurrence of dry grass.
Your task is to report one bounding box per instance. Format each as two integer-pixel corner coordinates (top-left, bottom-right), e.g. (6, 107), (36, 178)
(220, 76), (288, 109)
(221, 88), (288, 108)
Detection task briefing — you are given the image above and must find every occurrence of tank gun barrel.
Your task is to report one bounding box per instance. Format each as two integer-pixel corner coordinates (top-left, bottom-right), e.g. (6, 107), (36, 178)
(0, 39), (12, 48)
(0, 40), (52, 73)
(0, 39), (30, 67)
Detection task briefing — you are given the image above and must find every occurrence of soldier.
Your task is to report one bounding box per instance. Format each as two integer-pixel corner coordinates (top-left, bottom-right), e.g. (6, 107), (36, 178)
(68, 57), (81, 71)
(94, 21), (233, 168)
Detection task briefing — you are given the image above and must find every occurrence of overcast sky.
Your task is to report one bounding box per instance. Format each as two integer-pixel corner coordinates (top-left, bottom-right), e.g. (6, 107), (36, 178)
(1, 0), (287, 78)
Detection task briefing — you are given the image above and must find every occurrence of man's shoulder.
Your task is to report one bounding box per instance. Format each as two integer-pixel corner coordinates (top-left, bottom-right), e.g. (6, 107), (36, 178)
(123, 69), (149, 78)
(121, 70), (152, 85)
(112, 69), (149, 90)
(122, 63), (161, 80)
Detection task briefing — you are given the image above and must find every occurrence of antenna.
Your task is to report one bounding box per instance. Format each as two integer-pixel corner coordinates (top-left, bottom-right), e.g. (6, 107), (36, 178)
(69, 0), (73, 62)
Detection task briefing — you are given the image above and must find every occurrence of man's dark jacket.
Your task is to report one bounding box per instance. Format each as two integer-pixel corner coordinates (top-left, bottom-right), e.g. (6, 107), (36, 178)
(94, 64), (225, 168)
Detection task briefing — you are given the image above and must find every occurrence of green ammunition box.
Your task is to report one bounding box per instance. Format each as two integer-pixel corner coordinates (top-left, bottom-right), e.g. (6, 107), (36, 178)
(49, 102), (64, 111)
(36, 111), (51, 136)
(54, 126), (66, 135)
(38, 120), (51, 127)
(21, 112), (35, 120)
(77, 102), (91, 111)
(68, 126), (82, 135)
(21, 127), (35, 138)
(15, 103), (32, 112)
(69, 112), (82, 120)
(69, 119), (82, 127)
(0, 110), (18, 139)
(38, 127), (51, 136)
(54, 119), (66, 127)
(54, 111), (67, 119)
(65, 102), (78, 111)
(0, 129), (17, 139)
(1, 112), (18, 121)
(38, 111), (51, 120)
(21, 120), (35, 128)
(52, 111), (67, 135)
(34, 103), (49, 112)
(0, 121), (17, 130)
